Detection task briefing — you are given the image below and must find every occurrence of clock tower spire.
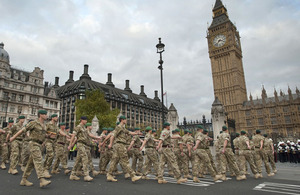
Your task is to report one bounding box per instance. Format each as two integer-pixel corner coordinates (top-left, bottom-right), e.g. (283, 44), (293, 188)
(207, 0), (247, 130)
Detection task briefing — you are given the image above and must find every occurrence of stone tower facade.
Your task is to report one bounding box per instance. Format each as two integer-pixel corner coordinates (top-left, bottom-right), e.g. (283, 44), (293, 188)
(167, 103), (179, 131)
(211, 97), (226, 140)
(207, 0), (247, 129)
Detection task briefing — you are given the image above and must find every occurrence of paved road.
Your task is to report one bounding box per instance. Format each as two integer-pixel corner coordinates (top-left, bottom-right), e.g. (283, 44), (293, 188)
(0, 160), (299, 195)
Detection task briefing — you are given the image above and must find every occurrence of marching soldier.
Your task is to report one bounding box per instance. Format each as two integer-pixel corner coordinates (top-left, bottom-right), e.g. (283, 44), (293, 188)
(106, 116), (142, 182)
(182, 130), (196, 179)
(68, 116), (93, 182)
(0, 121), (11, 169)
(193, 128), (221, 182)
(51, 122), (71, 175)
(8, 116), (26, 175)
(44, 114), (59, 178)
(98, 127), (108, 173)
(99, 127), (113, 174)
(252, 130), (274, 177)
(239, 131), (259, 178)
(156, 122), (187, 184)
(128, 127), (144, 175)
(10, 110), (51, 187)
(140, 126), (159, 179)
(21, 120), (33, 172)
(263, 134), (277, 173)
(218, 126), (246, 181)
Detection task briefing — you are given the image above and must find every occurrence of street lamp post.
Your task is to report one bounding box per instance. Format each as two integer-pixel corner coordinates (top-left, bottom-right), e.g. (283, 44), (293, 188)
(156, 38), (165, 126)
(3, 96), (10, 128)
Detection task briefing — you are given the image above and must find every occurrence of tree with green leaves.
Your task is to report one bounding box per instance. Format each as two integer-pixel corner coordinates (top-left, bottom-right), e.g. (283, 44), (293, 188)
(75, 90), (120, 132)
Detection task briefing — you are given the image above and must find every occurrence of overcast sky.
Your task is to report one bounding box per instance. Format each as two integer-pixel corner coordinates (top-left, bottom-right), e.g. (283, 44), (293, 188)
(1, 0), (300, 123)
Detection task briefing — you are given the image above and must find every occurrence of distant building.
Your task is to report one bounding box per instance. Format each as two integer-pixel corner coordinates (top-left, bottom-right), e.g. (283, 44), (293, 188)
(178, 115), (213, 135)
(0, 42), (60, 127)
(55, 65), (168, 131)
(207, 0), (300, 139)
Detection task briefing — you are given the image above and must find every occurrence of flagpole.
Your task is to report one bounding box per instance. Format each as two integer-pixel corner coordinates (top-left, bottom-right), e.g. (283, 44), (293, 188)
(166, 91), (168, 109)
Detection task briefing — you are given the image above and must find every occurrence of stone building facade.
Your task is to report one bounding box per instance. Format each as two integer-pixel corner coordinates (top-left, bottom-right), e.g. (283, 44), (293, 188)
(207, 0), (300, 139)
(0, 42), (60, 127)
(55, 65), (168, 131)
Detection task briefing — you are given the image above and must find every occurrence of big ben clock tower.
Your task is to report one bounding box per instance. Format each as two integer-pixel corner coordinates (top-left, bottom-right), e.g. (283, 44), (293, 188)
(207, 0), (247, 130)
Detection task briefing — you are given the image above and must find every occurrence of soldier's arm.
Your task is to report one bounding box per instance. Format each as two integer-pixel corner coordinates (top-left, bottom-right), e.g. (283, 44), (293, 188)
(101, 134), (111, 146)
(222, 139), (228, 153)
(9, 128), (25, 142)
(59, 130), (70, 139)
(0, 129), (4, 133)
(156, 140), (162, 150)
(68, 134), (76, 150)
(260, 139), (263, 150)
(246, 140), (251, 150)
(88, 132), (101, 140)
(128, 140), (135, 151)
(187, 143), (192, 157)
(271, 142), (275, 154)
(140, 139), (147, 151)
(193, 140), (200, 150)
(108, 135), (115, 149)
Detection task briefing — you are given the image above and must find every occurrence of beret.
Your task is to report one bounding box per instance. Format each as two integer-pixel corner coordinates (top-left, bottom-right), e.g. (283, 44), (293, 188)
(80, 116), (88, 120)
(197, 125), (203, 129)
(86, 123), (92, 127)
(145, 126), (152, 131)
(174, 129), (180, 133)
(51, 114), (58, 118)
(203, 129), (208, 133)
(8, 120), (14, 123)
(134, 127), (140, 131)
(38, 110), (47, 114)
(236, 133), (240, 136)
(163, 122), (170, 126)
(108, 127), (114, 131)
(256, 129), (261, 134)
(116, 122), (120, 125)
(222, 126), (228, 130)
(263, 134), (268, 137)
(19, 115), (25, 119)
(120, 115), (126, 120)
(102, 127), (107, 130)
(152, 129), (156, 133)
(219, 131), (223, 134)
(59, 122), (66, 126)
(241, 130), (246, 135)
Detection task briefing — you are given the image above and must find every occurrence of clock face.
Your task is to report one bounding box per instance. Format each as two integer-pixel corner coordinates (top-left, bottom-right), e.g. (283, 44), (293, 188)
(213, 34), (226, 47)
(235, 35), (239, 47)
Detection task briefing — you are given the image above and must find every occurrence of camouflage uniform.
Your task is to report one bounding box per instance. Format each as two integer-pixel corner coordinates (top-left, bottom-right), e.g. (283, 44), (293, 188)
(194, 132), (218, 178)
(22, 120), (47, 179)
(107, 124), (136, 177)
(252, 134), (271, 174)
(157, 129), (182, 180)
(233, 136), (243, 172)
(98, 132), (107, 171)
(204, 134), (218, 174)
(214, 137), (221, 172)
(21, 129), (31, 170)
(263, 138), (276, 172)
(182, 134), (196, 176)
(239, 135), (258, 175)
(9, 122), (25, 170)
(172, 134), (189, 176)
(70, 123), (90, 177)
(44, 121), (59, 170)
(0, 127), (9, 167)
(52, 129), (69, 172)
(142, 132), (159, 176)
(99, 132), (114, 172)
(131, 135), (144, 173)
(218, 132), (242, 176)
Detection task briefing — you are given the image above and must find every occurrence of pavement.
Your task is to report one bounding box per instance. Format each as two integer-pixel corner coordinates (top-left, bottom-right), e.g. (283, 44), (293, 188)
(0, 159), (299, 195)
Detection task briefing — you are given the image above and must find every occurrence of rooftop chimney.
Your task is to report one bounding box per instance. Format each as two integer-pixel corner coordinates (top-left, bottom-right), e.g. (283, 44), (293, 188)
(106, 73), (115, 87)
(154, 90), (160, 101)
(53, 77), (59, 88)
(44, 81), (49, 88)
(124, 80), (132, 93)
(139, 85), (147, 97)
(65, 70), (74, 85)
(80, 64), (91, 80)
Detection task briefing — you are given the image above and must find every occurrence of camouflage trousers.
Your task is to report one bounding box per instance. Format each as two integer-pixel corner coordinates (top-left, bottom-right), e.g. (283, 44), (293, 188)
(174, 148), (189, 176)
(10, 140), (22, 169)
(239, 150), (258, 175)
(23, 141), (45, 179)
(264, 150), (276, 171)
(0, 143), (9, 164)
(206, 149), (218, 173)
(43, 140), (55, 170)
(184, 149), (197, 176)
(219, 148), (242, 176)
(85, 145), (95, 172)
(158, 148), (181, 180)
(21, 141), (30, 168)
(254, 149), (271, 174)
(107, 143), (135, 177)
(52, 143), (68, 171)
(99, 148), (113, 172)
(142, 148), (159, 176)
(70, 142), (89, 177)
(131, 148), (143, 173)
(194, 149), (217, 177)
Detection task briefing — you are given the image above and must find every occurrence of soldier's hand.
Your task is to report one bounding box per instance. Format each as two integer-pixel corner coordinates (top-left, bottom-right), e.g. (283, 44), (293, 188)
(221, 149), (225, 154)
(108, 144), (112, 149)
(189, 152), (191, 157)
(9, 138), (13, 142)
(181, 152), (184, 156)
(139, 147), (143, 151)
(68, 145), (71, 150)
(248, 146), (251, 150)
(66, 135), (71, 139)
(193, 146), (196, 151)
